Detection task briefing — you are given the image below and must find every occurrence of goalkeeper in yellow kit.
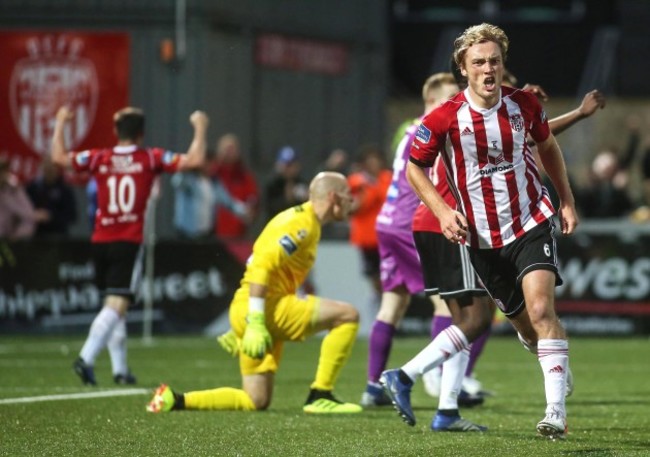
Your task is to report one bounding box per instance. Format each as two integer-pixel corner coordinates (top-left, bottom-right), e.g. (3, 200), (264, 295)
(147, 171), (362, 414)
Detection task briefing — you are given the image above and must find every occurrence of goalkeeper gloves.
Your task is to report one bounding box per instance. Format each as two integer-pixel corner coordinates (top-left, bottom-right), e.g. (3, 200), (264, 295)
(216, 329), (240, 357)
(241, 311), (272, 359)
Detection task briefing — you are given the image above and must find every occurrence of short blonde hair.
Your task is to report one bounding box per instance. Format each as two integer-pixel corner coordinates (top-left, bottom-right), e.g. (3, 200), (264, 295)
(421, 72), (457, 102)
(453, 23), (509, 69)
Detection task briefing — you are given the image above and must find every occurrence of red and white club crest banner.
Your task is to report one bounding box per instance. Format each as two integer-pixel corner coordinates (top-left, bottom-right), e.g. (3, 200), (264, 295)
(0, 31), (130, 181)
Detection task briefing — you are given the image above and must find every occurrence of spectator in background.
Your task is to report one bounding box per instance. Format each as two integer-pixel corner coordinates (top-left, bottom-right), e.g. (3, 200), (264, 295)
(172, 151), (250, 240)
(347, 144), (392, 310)
(264, 146), (309, 221)
(624, 115), (650, 207)
(210, 134), (259, 239)
(535, 89), (606, 210)
(320, 148), (350, 175)
(577, 150), (634, 218)
(0, 157), (36, 240)
(26, 156), (77, 238)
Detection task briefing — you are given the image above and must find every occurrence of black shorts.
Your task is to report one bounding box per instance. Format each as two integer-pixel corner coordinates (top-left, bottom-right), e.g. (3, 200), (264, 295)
(92, 242), (143, 299)
(468, 220), (562, 318)
(413, 231), (486, 305)
(359, 247), (380, 277)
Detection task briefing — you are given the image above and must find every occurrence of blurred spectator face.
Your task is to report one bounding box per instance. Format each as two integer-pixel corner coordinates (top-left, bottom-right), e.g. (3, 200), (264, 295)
(592, 151), (618, 181)
(216, 134), (241, 165)
(275, 146), (301, 177)
(281, 160), (301, 178)
(360, 150), (384, 176)
(325, 149), (348, 173)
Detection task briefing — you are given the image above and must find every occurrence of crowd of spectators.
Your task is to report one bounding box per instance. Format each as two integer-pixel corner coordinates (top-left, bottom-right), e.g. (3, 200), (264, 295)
(4, 114), (650, 248)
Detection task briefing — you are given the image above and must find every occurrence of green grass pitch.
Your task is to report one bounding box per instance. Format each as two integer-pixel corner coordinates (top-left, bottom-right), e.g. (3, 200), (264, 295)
(1, 334), (649, 456)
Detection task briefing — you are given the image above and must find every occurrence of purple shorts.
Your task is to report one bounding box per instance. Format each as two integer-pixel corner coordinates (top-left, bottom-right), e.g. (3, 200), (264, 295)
(377, 229), (423, 294)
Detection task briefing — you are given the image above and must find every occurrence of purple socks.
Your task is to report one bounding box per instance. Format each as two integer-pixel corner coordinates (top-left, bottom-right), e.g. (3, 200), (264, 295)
(367, 320), (396, 383)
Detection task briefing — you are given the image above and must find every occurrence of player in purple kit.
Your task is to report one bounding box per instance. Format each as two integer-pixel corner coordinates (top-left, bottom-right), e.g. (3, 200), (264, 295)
(361, 73), (461, 406)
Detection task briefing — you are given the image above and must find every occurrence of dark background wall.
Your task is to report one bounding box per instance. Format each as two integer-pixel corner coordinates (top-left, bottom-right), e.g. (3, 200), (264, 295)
(389, 0), (649, 98)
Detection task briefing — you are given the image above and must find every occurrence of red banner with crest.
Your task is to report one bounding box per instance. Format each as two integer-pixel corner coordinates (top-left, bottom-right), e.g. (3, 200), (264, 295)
(0, 31), (130, 182)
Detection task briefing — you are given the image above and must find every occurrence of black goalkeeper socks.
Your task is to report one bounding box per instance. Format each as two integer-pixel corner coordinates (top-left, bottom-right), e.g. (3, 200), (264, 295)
(173, 392), (185, 410)
(305, 388), (340, 405)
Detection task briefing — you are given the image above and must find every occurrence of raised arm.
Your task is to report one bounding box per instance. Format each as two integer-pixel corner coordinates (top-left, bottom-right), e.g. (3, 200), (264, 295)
(51, 106), (74, 169)
(177, 111), (209, 171)
(548, 89), (606, 137)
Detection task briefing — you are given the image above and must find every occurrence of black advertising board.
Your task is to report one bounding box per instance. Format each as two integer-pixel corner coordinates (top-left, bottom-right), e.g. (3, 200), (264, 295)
(0, 239), (245, 333)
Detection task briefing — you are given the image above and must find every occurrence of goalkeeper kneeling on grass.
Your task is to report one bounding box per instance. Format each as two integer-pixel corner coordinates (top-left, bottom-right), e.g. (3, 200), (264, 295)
(147, 172), (362, 414)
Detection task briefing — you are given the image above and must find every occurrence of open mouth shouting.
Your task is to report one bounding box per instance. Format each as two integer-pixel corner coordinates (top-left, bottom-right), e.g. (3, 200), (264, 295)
(484, 76), (497, 92)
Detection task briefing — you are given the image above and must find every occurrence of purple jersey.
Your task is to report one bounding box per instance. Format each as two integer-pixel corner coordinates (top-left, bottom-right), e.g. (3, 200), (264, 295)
(376, 118), (421, 234)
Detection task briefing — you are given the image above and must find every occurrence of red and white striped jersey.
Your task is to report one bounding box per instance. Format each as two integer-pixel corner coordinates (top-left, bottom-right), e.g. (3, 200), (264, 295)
(410, 86), (555, 249)
(71, 145), (182, 243)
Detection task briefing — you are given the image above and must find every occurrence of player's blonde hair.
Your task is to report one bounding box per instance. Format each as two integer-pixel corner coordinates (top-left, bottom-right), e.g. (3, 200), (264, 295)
(453, 23), (509, 69)
(421, 72), (457, 102)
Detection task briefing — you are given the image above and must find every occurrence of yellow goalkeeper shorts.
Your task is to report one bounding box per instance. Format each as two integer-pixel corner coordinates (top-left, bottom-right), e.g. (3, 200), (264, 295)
(229, 287), (321, 375)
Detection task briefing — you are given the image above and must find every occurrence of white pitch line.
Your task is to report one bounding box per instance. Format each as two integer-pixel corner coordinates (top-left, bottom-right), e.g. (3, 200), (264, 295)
(0, 388), (150, 405)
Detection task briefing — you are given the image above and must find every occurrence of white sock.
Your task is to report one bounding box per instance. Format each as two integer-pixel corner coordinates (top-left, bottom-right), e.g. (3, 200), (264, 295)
(537, 339), (568, 416)
(402, 325), (469, 381)
(438, 346), (470, 411)
(107, 317), (128, 376)
(79, 307), (121, 365)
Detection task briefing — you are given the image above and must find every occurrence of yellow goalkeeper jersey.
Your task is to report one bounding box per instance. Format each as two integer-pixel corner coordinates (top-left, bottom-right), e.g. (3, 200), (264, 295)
(241, 202), (321, 296)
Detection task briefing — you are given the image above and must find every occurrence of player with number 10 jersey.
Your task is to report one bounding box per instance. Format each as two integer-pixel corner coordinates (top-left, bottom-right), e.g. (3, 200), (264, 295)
(51, 105), (208, 386)
(72, 146), (181, 243)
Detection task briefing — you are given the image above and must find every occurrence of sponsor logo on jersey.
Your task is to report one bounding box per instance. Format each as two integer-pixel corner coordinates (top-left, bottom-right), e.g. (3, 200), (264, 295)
(279, 235), (298, 255)
(540, 109), (547, 123)
(479, 164), (513, 176)
(415, 124), (431, 144)
(509, 113), (524, 132)
(111, 154), (143, 173)
(162, 150), (178, 165)
(480, 147), (511, 175)
(112, 155), (133, 168)
(296, 229), (308, 240)
(487, 150), (504, 165)
(460, 126), (474, 136)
